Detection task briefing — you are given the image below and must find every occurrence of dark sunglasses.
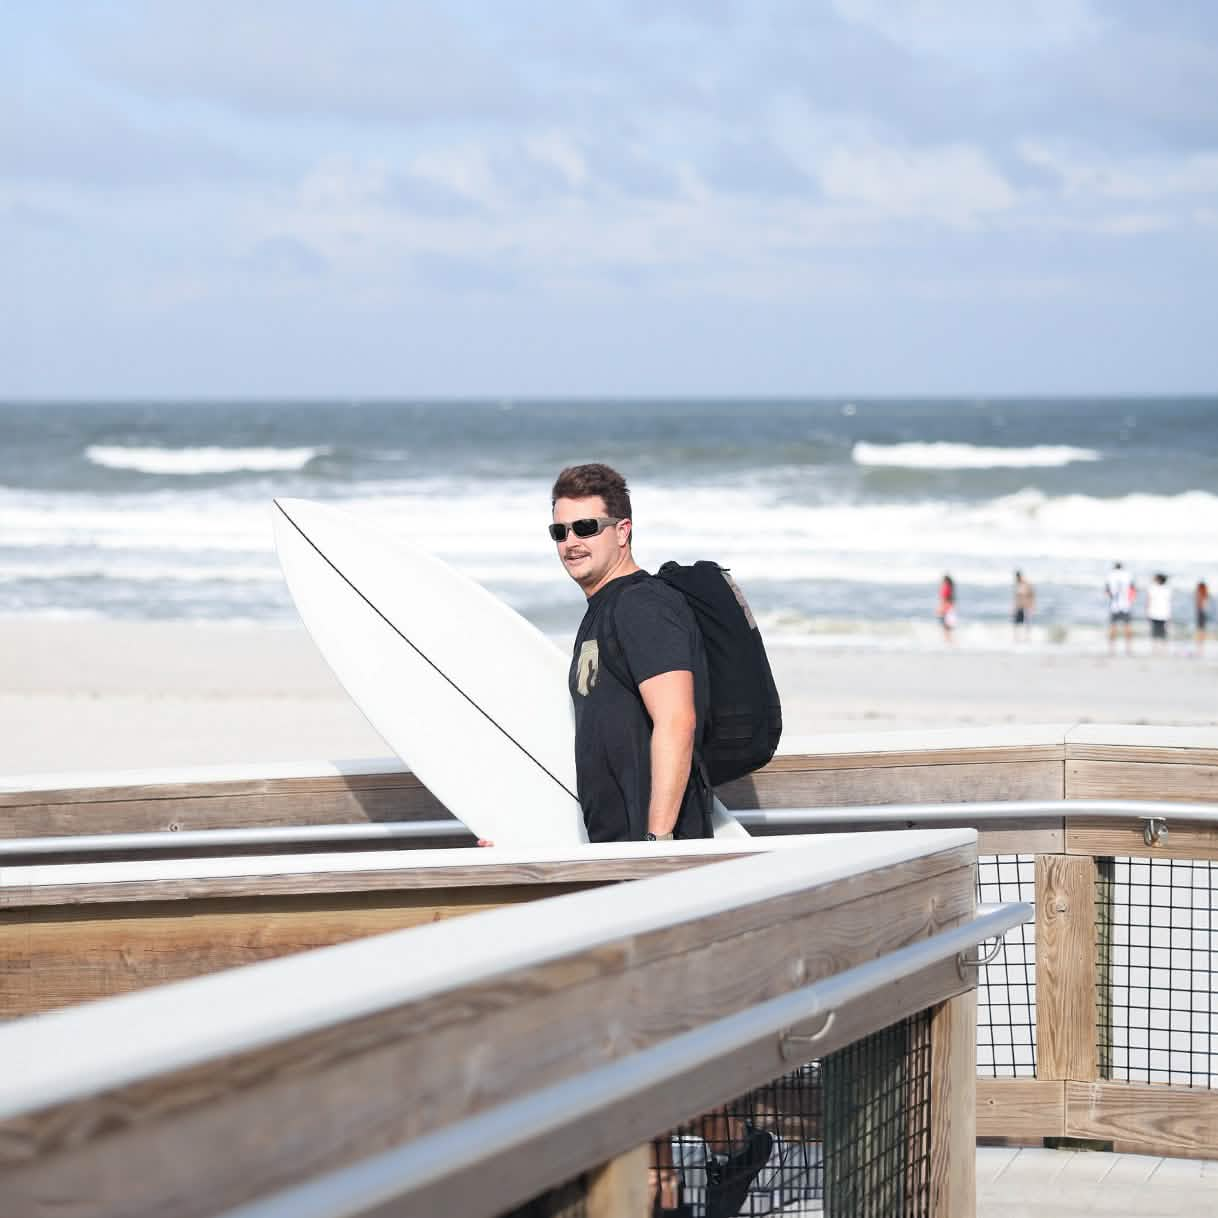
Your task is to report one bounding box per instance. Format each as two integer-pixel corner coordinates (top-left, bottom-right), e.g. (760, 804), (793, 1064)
(548, 516), (621, 542)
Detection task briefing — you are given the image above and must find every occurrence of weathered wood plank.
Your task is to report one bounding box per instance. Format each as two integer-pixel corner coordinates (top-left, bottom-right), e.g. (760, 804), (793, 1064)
(0, 848), (975, 1218)
(0, 848), (749, 910)
(586, 1146), (649, 1218)
(750, 817), (1063, 856)
(1065, 723), (1218, 766)
(1035, 855), (1098, 1083)
(973, 821), (1063, 855)
(0, 767), (430, 808)
(720, 760), (1063, 810)
(1066, 814), (1218, 861)
(745, 745), (1065, 773)
(976, 1078), (1065, 1140)
(365, 954), (974, 1218)
(0, 885), (591, 1019)
(0, 781), (451, 837)
(928, 991), (977, 1218)
(1065, 1081), (1218, 1160)
(1066, 759), (1218, 803)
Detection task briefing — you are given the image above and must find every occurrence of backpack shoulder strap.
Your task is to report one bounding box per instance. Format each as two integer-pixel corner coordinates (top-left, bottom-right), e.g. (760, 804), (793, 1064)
(597, 578), (643, 699)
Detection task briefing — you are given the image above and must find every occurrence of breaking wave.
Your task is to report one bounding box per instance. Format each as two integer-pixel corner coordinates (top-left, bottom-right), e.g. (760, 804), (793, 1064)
(852, 442), (1101, 469)
(86, 446), (328, 475)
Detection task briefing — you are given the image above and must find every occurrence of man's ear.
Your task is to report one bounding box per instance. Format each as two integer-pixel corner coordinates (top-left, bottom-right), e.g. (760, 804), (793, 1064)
(619, 519), (632, 547)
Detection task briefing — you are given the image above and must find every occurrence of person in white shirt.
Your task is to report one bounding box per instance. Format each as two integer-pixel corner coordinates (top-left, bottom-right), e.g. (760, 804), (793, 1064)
(1104, 562), (1136, 656)
(1147, 573), (1172, 652)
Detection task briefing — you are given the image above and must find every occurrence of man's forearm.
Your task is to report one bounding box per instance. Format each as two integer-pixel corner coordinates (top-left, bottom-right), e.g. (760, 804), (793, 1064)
(647, 715), (695, 836)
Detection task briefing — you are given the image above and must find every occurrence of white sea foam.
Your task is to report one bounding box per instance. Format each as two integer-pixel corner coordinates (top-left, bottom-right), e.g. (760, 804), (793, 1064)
(3, 479), (1217, 638)
(852, 442), (1101, 469)
(85, 446), (327, 475)
(0, 563), (279, 585)
(5, 482), (1217, 572)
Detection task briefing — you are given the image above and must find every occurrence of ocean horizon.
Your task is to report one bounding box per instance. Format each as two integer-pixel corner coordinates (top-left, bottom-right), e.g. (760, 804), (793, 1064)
(3, 396), (1216, 651)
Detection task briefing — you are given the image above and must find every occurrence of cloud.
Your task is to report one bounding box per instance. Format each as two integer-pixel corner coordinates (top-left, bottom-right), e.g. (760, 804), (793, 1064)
(411, 250), (520, 294)
(830, 0), (1102, 58)
(1020, 141), (1218, 203)
(820, 142), (1016, 224)
(82, 0), (529, 125)
(242, 236), (328, 277)
(524, 132), (589, 191)
(6, 2), (1218, 395)
(0, 99), (255, 189)
(2, 201), (75, 233)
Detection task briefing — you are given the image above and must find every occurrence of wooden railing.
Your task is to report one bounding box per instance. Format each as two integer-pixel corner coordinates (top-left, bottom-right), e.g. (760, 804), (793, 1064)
(0, 830), (1017, 1218)
(3, 722), (1216, 1166)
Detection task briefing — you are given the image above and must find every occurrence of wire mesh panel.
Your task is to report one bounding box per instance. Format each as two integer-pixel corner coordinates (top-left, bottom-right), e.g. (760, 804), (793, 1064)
(1096, 856), (1217, 1088)
(822, 1014), (931, 1218)
(974, 854), (1037, 1078)
(652, 1012), (931, 1218)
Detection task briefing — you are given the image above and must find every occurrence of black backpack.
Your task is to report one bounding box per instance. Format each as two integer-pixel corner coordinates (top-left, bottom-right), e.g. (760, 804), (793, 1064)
(601, 561), (782, 786)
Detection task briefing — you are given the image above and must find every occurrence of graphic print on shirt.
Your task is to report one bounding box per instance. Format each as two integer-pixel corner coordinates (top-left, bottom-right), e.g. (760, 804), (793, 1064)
(576, 639), (600, 696)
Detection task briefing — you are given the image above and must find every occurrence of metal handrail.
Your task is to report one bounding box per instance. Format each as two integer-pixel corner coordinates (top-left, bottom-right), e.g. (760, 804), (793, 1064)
(733, 797), (1218, 827)
(4, 798), (1216, 858)
(212, 900), (1030, 1218)
(0, 820), (469, 857)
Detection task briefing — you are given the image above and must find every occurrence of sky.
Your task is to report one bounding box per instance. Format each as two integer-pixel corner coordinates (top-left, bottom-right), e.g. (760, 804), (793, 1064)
(4, 1), (1218, 397)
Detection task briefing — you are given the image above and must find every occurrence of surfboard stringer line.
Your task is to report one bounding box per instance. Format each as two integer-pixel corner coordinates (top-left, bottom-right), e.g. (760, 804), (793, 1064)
(273, 498), (580, 803)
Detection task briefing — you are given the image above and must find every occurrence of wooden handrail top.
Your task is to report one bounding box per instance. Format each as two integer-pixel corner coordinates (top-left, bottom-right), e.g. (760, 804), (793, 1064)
(5, 721), (1216, 800)
(207, 903), (1028, 1218)
(6, 832), (840, 908)
(0, 828), (975, 1121)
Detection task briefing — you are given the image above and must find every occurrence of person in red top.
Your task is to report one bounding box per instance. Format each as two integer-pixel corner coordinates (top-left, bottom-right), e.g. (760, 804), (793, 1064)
(937, 574), (957, 644)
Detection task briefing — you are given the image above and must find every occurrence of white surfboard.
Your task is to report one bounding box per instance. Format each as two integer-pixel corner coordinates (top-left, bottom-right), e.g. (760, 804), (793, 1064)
(272, 499), (747, 847)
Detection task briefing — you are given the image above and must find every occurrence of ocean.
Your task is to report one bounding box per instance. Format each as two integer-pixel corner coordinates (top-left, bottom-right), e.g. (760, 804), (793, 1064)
(3, 397), (1216, 647)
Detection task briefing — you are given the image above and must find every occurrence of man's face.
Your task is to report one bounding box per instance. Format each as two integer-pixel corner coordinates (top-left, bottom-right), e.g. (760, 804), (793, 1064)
(552, 495), (629, 591)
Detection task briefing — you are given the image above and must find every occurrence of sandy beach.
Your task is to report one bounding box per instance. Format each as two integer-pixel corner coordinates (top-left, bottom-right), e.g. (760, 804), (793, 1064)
(1, 618), (1213, 776)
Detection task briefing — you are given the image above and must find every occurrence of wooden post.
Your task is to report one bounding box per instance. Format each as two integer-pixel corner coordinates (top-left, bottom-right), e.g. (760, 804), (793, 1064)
(1035, 854), (1099, 1082)
(585, 1146), (650, 1218)
(928, 991), (977, 1218)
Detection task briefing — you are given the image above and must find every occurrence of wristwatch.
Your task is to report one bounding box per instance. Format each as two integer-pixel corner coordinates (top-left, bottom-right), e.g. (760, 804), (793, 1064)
(645, 831), (674, 841)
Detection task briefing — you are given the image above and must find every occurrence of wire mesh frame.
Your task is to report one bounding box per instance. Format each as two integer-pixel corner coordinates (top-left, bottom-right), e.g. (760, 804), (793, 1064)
(651, 1011), (932, 1218)
(1095, 855), (1217, 1088)
(974, 854), (1037, 1079)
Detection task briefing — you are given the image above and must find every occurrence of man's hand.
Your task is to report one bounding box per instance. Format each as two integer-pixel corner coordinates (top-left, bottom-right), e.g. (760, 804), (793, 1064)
(638, 668), (696, 838)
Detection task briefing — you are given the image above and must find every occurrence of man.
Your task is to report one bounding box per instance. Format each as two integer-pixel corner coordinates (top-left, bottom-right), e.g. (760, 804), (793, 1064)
(1105, 561), (1136, 656)
(551, 464), (770, 1218)
(1012, 570), (1036, 643)
(1147, 573), (1171, 652)
(551, 462), (712, 843)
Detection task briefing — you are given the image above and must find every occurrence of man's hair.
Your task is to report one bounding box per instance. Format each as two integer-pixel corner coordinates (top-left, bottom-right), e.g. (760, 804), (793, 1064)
(551, 463), (633, 524)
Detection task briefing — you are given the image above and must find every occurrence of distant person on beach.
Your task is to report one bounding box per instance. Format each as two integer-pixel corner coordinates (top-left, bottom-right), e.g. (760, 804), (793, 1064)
(1197, 582), (1210, 655)
(1105, 562), (1136, 655)
(550, 462), (769, 1217)
(937, 574), (956, 644)
(1012, 571), (1035, 642)
(1147, 573), (1171, 652)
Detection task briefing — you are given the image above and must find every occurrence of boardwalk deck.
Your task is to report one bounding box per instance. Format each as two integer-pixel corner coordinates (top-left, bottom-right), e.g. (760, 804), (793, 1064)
(976, 1147), (1218, 1217)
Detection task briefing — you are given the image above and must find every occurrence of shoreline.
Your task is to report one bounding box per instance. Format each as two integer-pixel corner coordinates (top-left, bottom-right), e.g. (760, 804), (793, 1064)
(3, 617), (1214, 776)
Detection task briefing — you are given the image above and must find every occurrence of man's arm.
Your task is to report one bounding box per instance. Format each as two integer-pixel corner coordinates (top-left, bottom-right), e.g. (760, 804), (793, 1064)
(638, 669), (697, 837)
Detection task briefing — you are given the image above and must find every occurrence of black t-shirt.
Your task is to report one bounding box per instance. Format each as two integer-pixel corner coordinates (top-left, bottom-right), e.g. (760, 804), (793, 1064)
(569, 571), (712, 843)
